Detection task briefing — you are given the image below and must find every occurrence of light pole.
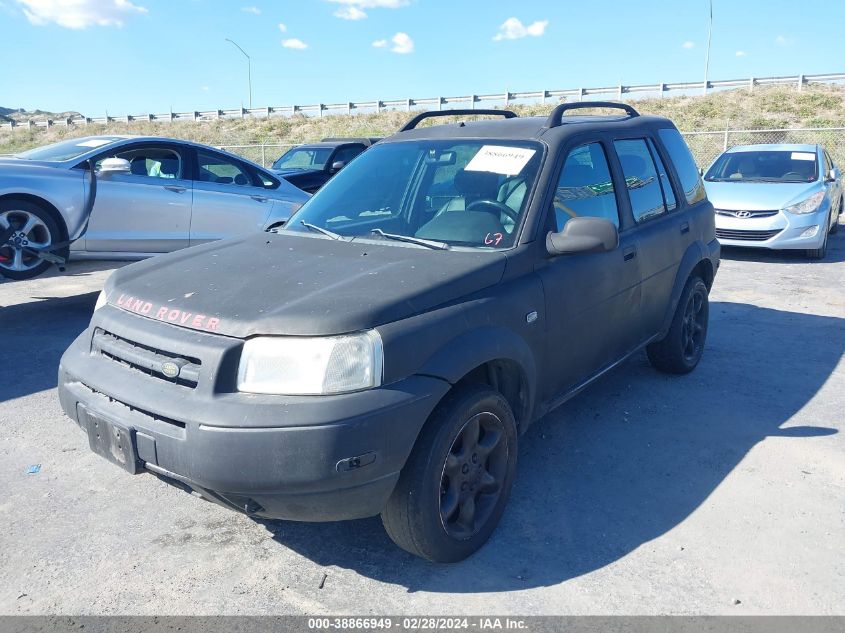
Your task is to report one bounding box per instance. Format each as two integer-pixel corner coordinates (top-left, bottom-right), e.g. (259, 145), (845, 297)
(225, 38), (252, 109)
(703, 0), (713, 95)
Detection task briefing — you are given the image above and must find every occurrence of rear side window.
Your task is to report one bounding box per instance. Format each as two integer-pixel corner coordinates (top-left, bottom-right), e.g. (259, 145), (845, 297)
(614, 139), (668, 223)
(553, 143), (619, 230)
(197, 150), (254, 186)
(648, 138), (677, 211)
(333, 145), (366, 165)
(658, 128), (706, 205)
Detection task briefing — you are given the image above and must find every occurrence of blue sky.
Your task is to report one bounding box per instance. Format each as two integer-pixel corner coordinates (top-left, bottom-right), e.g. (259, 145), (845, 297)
(1, 0), (843, 115)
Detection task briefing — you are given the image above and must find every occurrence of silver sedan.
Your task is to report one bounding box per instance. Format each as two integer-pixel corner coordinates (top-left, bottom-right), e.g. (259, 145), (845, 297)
(0, 135), (310, 279)
(704, 143), (842, 260)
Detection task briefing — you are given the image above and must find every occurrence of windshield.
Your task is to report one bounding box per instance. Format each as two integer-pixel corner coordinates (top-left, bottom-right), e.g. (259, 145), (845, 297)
(273, 147), (333, 170)
(16, 136), (124, 162)
(705, 149), (819, 183)
(284, 139), (543, 249)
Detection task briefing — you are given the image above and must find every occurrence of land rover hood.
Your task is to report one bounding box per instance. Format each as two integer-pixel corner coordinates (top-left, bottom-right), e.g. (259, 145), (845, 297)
(104, 232), (507, 337)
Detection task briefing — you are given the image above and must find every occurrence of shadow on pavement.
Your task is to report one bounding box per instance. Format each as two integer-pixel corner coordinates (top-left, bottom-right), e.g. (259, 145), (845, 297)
(0, 291), (98, 402)
(260, 301), (842, 593)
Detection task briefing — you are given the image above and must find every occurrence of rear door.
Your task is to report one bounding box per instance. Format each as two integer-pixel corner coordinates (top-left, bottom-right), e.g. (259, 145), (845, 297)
(535, 139), (642, 400)
(611, 136), (686, 342)
(84, 142), (192, 253)
(189, 148), (275, 245)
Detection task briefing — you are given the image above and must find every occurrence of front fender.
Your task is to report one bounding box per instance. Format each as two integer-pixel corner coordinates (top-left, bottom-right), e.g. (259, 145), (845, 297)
(0, 165), (87, 239)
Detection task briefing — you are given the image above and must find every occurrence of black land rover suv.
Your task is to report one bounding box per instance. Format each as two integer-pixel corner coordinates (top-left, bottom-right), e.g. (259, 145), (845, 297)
(59, 103), (719, 562)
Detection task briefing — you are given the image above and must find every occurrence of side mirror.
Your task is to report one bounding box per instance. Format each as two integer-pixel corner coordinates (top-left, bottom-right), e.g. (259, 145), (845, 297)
(826, 168), (838, 182)
(98, 157), (131, 176)
(546, 217), (619, 257)
(330, 160), (346, 172)
(698, 166), (704, 176)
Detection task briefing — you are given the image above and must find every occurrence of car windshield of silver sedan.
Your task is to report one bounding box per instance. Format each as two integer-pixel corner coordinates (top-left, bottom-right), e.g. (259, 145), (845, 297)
(15, 136), (124, 162)
(705, 150), (819, 183)
(272, 147), (333, 170)
(284, 139), (543, 249)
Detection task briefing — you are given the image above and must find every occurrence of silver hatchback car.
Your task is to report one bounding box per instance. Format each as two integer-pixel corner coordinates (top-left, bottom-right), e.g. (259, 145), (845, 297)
(704, 144), (842, 259)
(0, 136), (310, 279)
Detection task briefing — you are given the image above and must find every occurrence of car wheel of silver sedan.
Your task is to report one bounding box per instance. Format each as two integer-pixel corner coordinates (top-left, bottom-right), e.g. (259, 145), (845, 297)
(0, 200), (61, 280)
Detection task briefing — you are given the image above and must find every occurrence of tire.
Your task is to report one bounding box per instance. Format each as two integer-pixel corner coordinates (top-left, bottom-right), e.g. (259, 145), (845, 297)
(806, 217), (829, 260)
(830, 201), (840, 234)
(647, 276), (709, 375)
(0, 199), (61, 280)
(381, 384), (518, 563)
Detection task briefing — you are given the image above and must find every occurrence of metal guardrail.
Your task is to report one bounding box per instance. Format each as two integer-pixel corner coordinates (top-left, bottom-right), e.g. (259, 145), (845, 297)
(3, 72), (844, 130)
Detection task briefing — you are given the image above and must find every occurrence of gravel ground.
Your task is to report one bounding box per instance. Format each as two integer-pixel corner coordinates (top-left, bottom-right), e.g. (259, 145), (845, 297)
(0, 226), (843, 616)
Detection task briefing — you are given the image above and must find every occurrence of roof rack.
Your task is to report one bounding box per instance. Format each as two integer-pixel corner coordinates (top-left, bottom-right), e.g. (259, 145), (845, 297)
(320, 137), (382, 146)
(399, 109), (517, 132)
(545, 101), (639, 128)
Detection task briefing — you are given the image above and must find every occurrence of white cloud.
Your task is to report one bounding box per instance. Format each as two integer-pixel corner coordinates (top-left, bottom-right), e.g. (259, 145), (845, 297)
(735, 50), (747, 57)
(334, 5), (366, 19)
(493, 17), (548, 41)
(201, 86), (210, 92)
(372, 32), (413, 54)
(241, 6), (260, 14)
(682, 40), (695, 49)
(282, 38), (308, 50)
(775, 34), (793, 46)
(326, 0), (407, 19)
(278, 22), (286, 32)
(16, 0), (147, 29)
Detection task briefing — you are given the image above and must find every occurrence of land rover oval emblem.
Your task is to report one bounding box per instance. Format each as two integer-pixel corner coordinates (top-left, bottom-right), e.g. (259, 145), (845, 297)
(161, 362), (180, 379)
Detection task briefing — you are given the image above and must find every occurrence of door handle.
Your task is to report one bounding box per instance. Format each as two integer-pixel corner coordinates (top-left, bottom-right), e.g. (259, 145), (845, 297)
(251, 195), (269, 202)
(680, 221), (690, 234)
(164, 185), (186, 193)
(623, 246), (637, 261)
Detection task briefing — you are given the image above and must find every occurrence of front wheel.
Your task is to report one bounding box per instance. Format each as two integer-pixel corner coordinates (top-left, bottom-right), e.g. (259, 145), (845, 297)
(381, 384), (518, 562)
(647, 276), (710, 374)
(0, 200), (61, 280)
(806, 217), (829, 260)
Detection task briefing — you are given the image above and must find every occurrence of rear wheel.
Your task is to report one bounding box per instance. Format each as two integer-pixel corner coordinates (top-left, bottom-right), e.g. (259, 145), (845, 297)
(647, 276), (709, 374)
(381, 384), (518, 562)
(0, 200), (60, 280)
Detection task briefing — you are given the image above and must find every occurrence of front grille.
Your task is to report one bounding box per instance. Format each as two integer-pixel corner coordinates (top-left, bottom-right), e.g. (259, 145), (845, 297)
(92, 328), (201, 388)
(716, 228), (783, 242)
(715, 208), (779, 219)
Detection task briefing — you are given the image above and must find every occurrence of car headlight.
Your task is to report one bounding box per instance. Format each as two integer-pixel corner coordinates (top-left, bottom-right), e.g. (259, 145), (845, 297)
(94, 290), (108, 311)
(237, 331), (383, 395)
(784, 191), (825, 215)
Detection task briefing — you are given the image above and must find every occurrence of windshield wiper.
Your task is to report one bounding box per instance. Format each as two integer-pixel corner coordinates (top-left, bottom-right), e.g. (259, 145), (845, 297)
(300, 221), (347, 241)
(370, 228), (450, 250)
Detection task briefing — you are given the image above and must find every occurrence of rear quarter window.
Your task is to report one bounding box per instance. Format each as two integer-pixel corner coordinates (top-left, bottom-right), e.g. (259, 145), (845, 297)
(658, 128), (706, 205)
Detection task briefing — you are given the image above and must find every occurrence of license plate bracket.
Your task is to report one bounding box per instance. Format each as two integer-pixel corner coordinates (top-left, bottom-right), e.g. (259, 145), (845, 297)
(84, 410), (141, 475)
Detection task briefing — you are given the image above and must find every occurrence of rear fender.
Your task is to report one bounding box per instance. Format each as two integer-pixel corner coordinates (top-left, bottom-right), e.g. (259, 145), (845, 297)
(659, 242), (708, 336)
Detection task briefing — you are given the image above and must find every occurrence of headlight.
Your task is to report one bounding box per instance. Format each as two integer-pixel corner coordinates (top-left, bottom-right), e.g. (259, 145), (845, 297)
(94, 291), (107, 311)
(784, 191), (824, 215)
(237, 331), (383, 395)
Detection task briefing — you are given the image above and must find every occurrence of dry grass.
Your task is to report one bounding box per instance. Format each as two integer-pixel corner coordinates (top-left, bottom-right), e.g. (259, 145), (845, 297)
(3, 84), (845, 158)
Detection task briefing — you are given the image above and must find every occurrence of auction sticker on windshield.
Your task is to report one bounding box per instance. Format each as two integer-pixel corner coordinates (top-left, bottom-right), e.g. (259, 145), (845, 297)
(77, 139), (114, 148)
(466, 145), (536, 176)
(791, 152), (816, 161)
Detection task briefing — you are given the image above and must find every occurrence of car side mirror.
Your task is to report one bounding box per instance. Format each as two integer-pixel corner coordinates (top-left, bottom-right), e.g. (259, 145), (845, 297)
(826, 168), (838, 182)
(330, 160), (346, 172)
(98, 157), (131, 176)
(546, 217), (619, 257)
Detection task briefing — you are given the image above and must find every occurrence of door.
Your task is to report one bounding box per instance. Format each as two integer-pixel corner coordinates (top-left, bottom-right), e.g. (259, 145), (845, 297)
(84, 143), (192, 253)
(535, 141), (642, 400)
(189, 149), (275, 245)
(612, 137), (685, 341)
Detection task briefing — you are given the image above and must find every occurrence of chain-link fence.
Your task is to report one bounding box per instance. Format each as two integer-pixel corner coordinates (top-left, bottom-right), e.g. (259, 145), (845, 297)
(222, 128), (845, 171)
(681, 128), (845, 170)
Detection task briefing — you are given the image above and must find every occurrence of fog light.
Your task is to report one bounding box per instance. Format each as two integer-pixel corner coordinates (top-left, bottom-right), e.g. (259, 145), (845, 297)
(800, 226), (819, 238)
